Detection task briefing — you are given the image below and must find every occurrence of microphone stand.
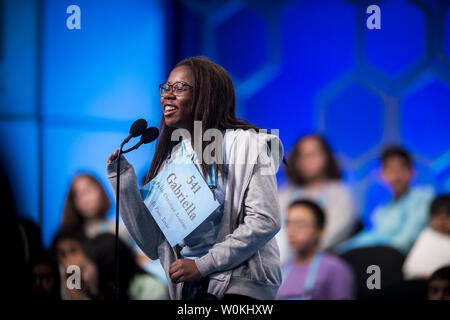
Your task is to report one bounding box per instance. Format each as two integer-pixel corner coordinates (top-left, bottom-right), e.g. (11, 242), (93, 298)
(113, 142), (125, 300)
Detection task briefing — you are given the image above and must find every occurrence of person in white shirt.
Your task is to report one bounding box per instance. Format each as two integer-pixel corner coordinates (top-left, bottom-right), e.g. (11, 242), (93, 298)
(403, 194), (450, 279)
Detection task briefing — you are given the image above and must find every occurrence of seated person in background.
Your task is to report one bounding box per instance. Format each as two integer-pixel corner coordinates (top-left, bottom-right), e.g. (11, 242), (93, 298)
(61, 173), (166, 284)
(28, 251), (61, 300)
(84, 233), (169, 300)
(277, 135), (357, 263)
(403, 195), (450, 279)
(276, 200), (355, 300)
(52, 228), (168, 300)
(427, 266), (450, 300)
(52, 228), (98, 300)
(61, 173), (134, 242)
(336, 146), (434, 255)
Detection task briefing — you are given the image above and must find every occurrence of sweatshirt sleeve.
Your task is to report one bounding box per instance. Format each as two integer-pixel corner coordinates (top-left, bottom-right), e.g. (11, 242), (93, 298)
(107, 155), (164, 260)
(194, 146), (282, 277)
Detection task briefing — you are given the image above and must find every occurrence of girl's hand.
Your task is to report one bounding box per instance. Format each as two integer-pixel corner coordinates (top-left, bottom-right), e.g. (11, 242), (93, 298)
(169, 259), (202, 283)
(107, 149), (120, 164)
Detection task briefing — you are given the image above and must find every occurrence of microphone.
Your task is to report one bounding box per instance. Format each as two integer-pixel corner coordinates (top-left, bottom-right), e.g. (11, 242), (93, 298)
(121, 118), (147, 146)
(113, 119), (157, 300)
(113, 118), (146, 300)
(122, 127), (159, 154)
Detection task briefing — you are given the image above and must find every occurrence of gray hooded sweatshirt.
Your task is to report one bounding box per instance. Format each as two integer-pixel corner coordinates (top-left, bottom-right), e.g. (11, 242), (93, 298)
(107, 129), (284, 300)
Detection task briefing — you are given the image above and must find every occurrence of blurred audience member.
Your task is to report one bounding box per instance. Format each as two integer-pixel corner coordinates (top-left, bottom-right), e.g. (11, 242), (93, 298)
(60, 173), (165, 283)
(427, 266), (450, 300)
(85, 233), (168, 300)
(28, 251), (60, 300)
(276, 200), (355, 300)
(277, 135), (356, 262)
(61, 173), (115, 238)
(52, 228), (97, 300)
(403, 195), (450, 279)
(337, 146), (434, 255)
(52, 229), (168, 300)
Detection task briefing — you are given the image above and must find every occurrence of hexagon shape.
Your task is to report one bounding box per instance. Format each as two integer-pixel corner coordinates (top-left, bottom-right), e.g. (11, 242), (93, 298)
(216, 6), (269, 80)
(243, 0), (357, 150)
(243, 71), (317, 139)
(364, 0), (426, 77)
(401, 77), (450, 159)
(281, 0), (356, 86)
(322, 82), (384, 159)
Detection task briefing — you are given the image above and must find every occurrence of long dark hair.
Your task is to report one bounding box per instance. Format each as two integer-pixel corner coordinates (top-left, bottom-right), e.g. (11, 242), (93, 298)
(286, 135), (341, 186)
(143, 56), (259, 184)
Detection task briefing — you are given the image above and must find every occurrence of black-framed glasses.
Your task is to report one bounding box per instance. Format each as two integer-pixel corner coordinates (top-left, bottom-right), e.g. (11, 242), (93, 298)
(159, 82), (194, 96)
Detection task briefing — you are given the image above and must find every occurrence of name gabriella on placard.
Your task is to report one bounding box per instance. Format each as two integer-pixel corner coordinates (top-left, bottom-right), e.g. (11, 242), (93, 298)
(164, 172), (201, 221)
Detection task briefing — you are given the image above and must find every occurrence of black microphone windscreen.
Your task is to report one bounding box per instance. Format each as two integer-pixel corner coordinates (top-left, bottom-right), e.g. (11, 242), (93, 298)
(130, 119), (148, 137)
(141, 127), (159, 143)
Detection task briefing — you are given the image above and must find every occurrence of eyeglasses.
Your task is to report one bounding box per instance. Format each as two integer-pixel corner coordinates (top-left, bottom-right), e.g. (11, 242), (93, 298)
(159, 82), (194, 96)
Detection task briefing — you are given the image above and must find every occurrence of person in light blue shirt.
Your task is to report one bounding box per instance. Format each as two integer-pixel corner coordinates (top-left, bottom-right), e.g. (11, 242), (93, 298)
(337, 146), (434, 255)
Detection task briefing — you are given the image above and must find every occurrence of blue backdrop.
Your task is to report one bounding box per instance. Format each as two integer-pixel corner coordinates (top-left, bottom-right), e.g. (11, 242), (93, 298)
(1, 0), (165, 246)
(1, 0), (449, 246)
(170, 0), (450, 227)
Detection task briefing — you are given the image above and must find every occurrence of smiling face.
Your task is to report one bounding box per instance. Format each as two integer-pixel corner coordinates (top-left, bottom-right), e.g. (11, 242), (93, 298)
(160, 66), (195, 130)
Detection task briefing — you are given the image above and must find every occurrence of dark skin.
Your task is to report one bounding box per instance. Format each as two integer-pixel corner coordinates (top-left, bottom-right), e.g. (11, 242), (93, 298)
(107, 66), (201, 284)
(428, 279), (450, 300)
(160, 66), (195, 130)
